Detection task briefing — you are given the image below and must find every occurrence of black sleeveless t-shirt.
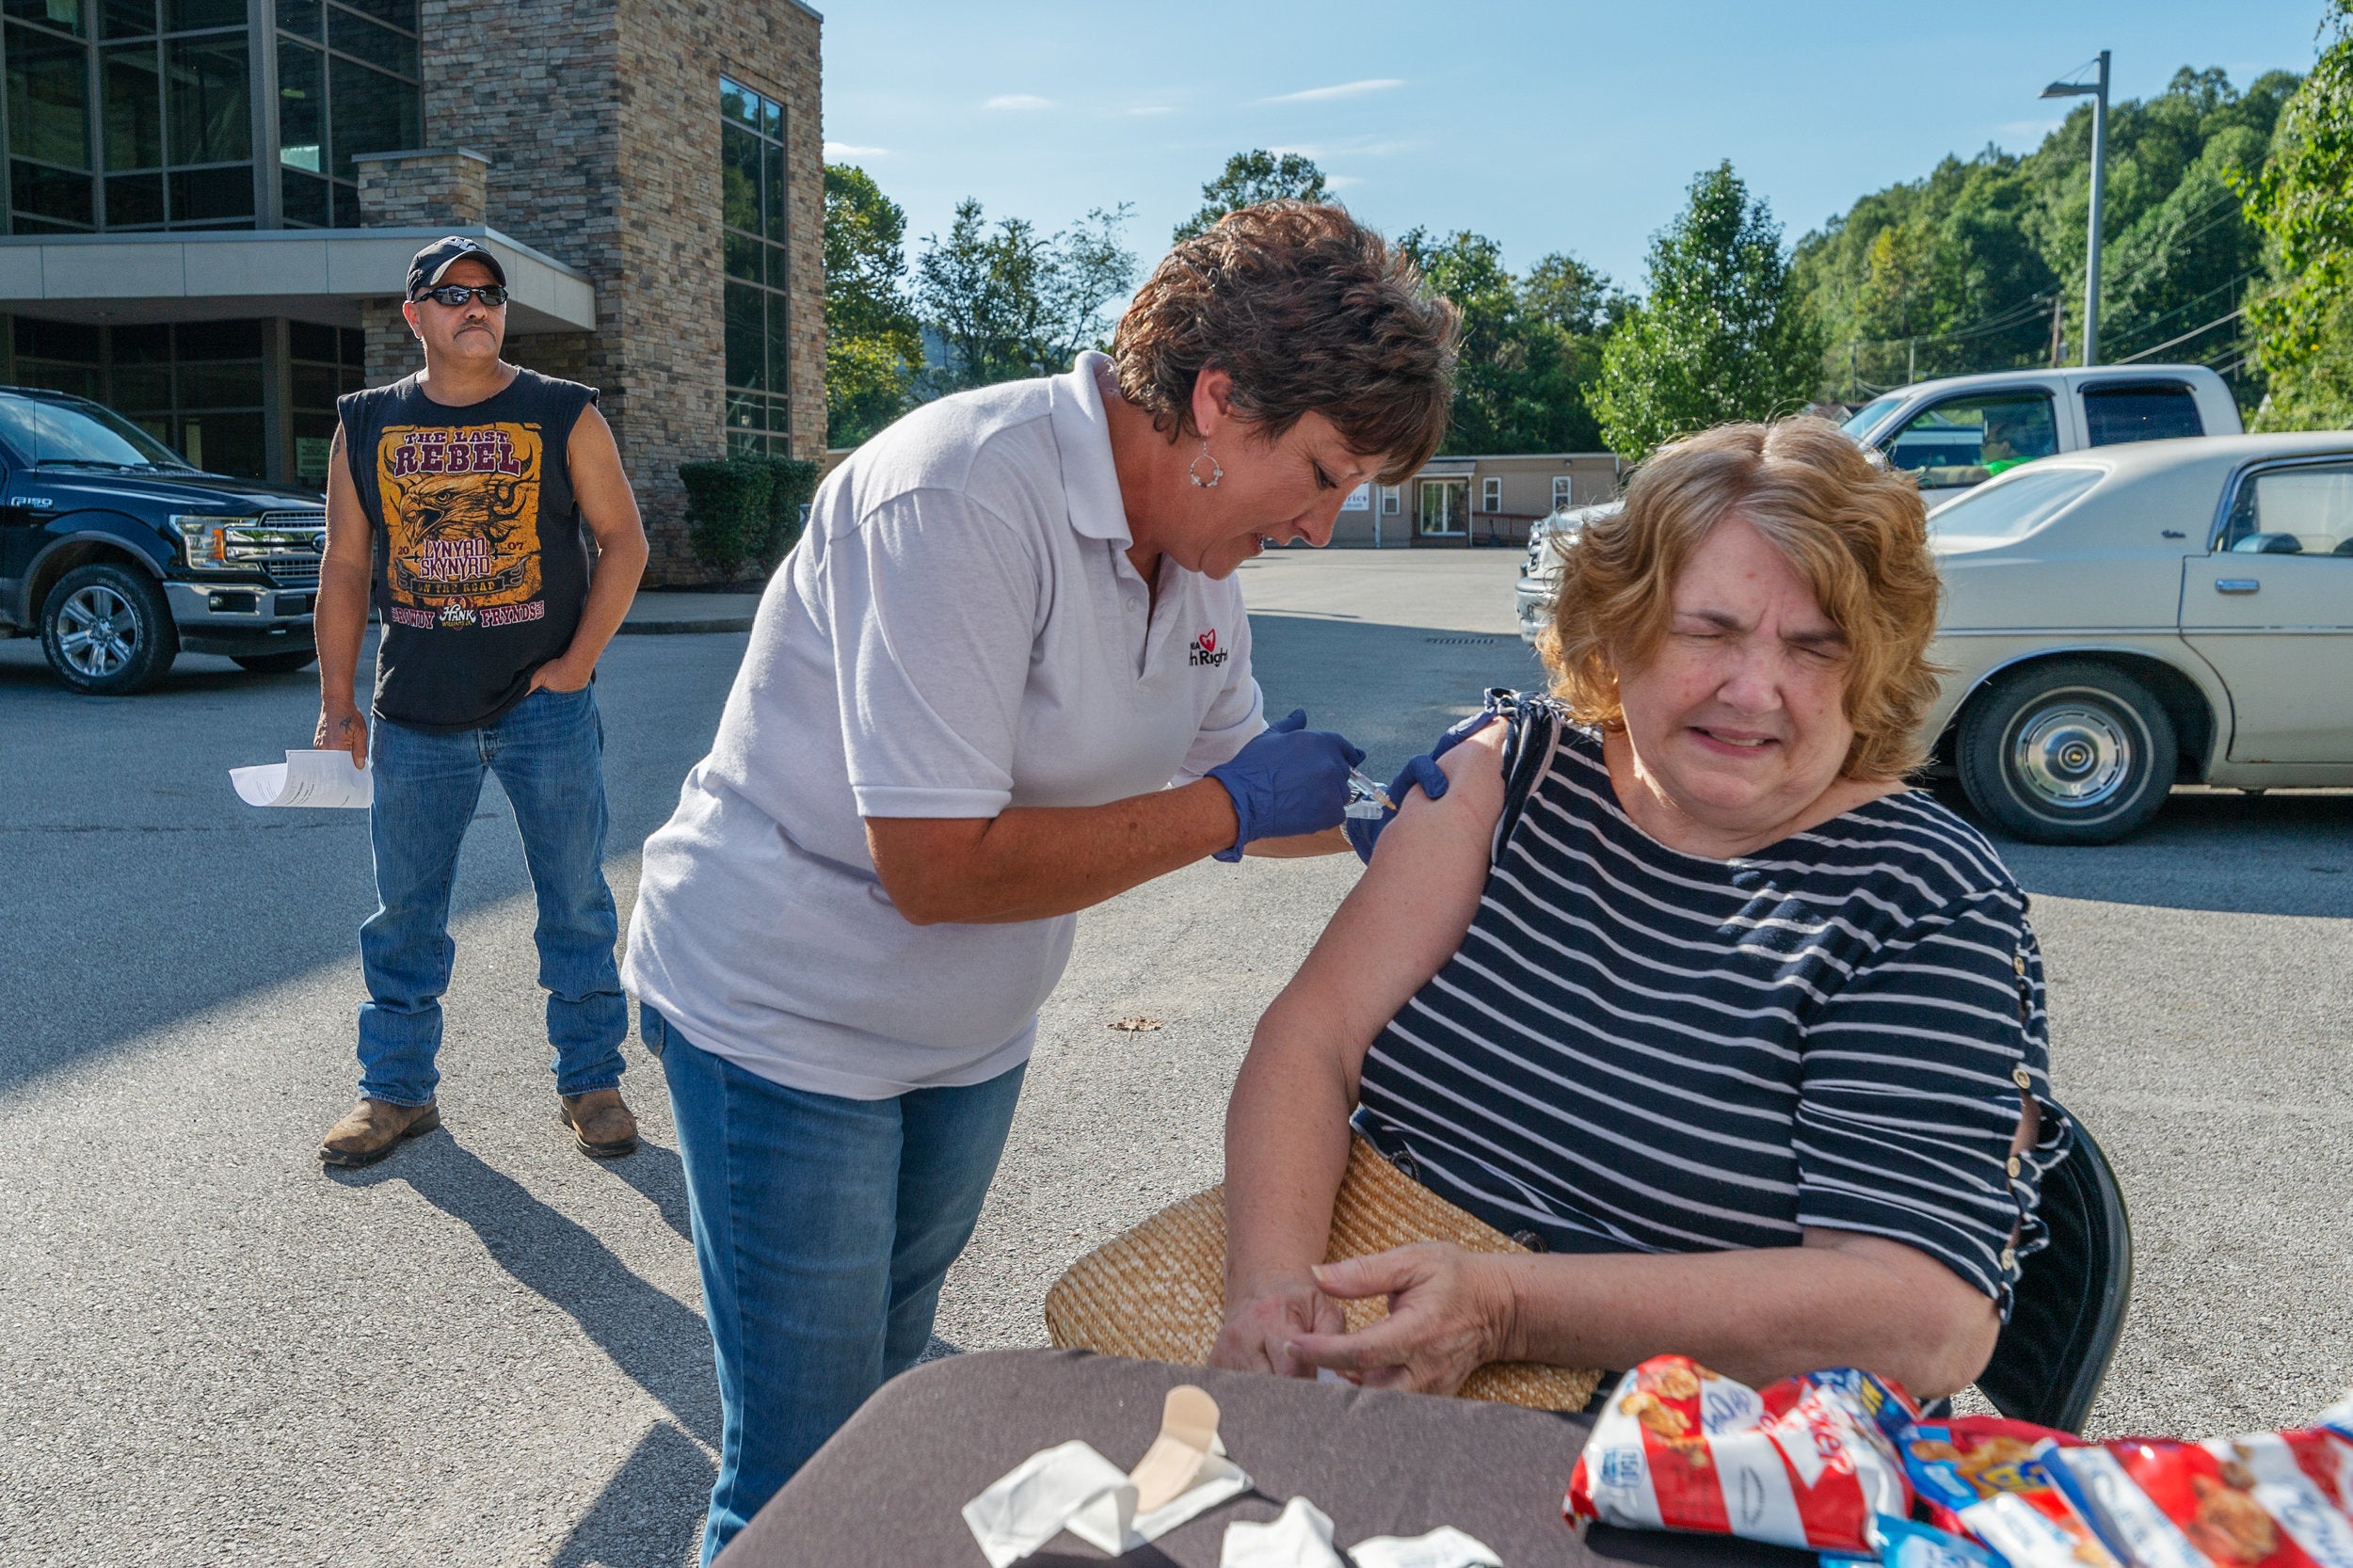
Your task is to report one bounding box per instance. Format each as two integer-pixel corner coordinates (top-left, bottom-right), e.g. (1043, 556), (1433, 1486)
(337, 366), (600, 731)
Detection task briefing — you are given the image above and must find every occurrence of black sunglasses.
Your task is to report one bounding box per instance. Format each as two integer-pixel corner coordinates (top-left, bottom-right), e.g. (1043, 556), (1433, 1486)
(415, 283), (508, 307)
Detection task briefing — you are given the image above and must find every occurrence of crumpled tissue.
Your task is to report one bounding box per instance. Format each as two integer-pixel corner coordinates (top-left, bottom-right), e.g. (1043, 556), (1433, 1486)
(1219, 1497), (1344, 1568)
(1348, 1525), (1506, 1568)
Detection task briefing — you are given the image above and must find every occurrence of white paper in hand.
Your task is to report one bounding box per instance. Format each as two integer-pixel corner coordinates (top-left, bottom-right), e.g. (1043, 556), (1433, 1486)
(1219, 1496), (1344, 1568)
(231, 749), (373, 808)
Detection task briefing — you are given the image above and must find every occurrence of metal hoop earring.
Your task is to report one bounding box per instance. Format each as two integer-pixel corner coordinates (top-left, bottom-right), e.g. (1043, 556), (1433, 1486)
(1188, 441), (1224, 489)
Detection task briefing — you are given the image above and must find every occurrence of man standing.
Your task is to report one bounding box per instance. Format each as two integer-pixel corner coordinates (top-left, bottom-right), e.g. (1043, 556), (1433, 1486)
(312, 236), (649, 1168)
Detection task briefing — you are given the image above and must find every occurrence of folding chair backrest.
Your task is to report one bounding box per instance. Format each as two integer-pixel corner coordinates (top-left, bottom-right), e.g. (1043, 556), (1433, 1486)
(1975, 1107), (2133, 1432)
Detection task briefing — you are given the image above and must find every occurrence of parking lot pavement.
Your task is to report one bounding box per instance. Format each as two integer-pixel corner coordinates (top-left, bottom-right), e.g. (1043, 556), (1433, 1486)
(2, 545), (2349, 1565)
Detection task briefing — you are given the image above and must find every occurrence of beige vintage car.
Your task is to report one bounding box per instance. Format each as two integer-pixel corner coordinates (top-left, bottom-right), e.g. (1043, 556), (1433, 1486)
(1929, 430), (2353, 843)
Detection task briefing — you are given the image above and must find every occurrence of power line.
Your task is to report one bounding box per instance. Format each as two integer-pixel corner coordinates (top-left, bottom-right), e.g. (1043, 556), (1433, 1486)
(2112, 307), (2245, 364)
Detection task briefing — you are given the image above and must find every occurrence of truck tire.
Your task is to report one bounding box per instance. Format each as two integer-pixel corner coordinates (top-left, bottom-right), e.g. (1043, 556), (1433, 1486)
(40, 561), (180, 696)
(232, 649), (318, 675)
(1958, 660), (2176, 845)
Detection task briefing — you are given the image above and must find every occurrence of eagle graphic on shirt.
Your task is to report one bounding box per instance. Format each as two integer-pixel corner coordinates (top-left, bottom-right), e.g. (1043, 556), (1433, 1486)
(376, 423), (545, 630)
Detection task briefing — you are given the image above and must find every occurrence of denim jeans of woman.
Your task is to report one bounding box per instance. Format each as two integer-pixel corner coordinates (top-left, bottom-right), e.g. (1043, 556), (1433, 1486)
(644, 1005), (1028, 1565)
(357, 685), (628, 1105)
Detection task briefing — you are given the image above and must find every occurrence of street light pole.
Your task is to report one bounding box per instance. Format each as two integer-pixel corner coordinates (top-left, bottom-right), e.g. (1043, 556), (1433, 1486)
(2042, 50), (2110, 365)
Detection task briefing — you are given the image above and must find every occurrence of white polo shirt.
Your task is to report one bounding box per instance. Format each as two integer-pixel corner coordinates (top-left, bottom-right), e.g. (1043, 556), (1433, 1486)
(623, 354), (1265, 1099)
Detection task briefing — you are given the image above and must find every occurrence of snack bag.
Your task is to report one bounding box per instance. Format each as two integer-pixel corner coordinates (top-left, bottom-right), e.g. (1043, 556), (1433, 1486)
(1565, 1356), (1917, 1556)
(1901, 1417), (2122, 1568)
(2265, 1428), (2353, 1514)
(2047, 1437), (2353, 1568)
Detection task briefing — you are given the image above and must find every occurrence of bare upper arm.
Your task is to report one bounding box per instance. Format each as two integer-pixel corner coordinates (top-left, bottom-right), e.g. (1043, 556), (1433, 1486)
(1255, 716), (1511, 1095)
(567, 404), (644, 549)
(321, 426), (370, 579)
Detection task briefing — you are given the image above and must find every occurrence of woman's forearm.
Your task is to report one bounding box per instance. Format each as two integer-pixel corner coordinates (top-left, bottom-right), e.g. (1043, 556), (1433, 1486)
(1223, 1001), (1356, 1296)
(1492, 1234), (2000, 1400)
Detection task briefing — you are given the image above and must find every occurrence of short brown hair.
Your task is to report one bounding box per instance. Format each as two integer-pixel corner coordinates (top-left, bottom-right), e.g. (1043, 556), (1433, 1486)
(1112, 201), (1458, 483)
(1540, 418), (1945, 781)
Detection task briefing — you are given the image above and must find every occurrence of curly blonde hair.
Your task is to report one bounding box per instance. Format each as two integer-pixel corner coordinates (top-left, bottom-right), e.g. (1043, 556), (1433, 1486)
(1539, 417), (1945, 781)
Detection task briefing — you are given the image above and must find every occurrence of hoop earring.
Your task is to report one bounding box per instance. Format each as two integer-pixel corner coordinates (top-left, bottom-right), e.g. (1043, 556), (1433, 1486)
(1188, 440), (1224, 489)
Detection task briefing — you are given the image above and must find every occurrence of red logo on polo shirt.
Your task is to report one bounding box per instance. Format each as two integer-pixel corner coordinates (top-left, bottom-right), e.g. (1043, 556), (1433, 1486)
(1189, 629), (1227, 668)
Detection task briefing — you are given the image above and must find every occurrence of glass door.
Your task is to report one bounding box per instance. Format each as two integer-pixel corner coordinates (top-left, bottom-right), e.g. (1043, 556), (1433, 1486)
(1418, 478), (1467, 537)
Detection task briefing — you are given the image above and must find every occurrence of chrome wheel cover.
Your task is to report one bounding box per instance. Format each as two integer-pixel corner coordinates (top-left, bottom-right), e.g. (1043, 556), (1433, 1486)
(2010, 698), (2135, 810)
(55, 584), (139, 679)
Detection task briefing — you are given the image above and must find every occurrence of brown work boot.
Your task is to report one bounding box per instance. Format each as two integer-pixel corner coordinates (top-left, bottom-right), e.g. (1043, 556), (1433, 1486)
(319, 1098), (441, 1167)
(559, 1088), (639, 1159)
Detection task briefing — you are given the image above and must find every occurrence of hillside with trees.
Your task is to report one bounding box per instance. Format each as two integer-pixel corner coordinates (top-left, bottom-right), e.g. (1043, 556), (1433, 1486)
(1794, 66), (2301, 407)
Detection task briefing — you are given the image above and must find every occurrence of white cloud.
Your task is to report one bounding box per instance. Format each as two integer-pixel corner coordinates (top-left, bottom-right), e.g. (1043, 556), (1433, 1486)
(824, 141), (887, 157)
(1324, 174), (1365, 190)
(1258, 78), (1405, 104)
(1269, 136), (1414, 160)
(984, 93), (1054, 111)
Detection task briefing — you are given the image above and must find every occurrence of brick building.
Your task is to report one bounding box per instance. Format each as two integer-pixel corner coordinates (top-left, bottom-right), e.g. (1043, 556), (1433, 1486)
(1331, 452), (1622, 548)
(0, 0), (823, 579)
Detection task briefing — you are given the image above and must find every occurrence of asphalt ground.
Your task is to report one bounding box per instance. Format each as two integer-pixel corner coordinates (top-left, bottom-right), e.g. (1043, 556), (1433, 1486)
(2, 547), (2348, 1566)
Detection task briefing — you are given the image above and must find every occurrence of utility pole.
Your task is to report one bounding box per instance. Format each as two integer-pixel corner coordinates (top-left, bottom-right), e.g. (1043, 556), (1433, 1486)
(2042, 50), (2110, 365)
(2049, 293), (2066, 368)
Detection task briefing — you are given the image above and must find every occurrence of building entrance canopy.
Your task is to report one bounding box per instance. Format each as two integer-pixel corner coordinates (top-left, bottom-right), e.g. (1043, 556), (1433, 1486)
(0, 226), (593, 334)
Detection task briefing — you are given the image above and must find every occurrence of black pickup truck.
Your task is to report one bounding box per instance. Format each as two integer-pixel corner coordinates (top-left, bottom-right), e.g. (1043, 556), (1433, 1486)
(0, 385), (328, 695)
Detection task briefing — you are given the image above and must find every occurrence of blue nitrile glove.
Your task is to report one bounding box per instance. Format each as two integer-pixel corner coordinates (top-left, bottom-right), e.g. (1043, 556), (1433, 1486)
(1207, 708), (1366, 862)
(1344, 707), (1502, 864)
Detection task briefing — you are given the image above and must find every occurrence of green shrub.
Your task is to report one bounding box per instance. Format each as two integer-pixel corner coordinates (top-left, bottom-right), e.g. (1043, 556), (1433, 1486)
(765, 456), (821, 559)
(679, 457), (775, 580)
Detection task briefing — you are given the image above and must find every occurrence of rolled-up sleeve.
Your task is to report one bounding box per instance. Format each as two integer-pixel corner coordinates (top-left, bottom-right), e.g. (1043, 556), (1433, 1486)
(1794, 888), (2072, 1313)
(823, 488), (1043, 820)
(1169, 603), (1265, 786)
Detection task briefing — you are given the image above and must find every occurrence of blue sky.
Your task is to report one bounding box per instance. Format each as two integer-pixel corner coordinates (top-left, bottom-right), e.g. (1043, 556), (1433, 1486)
(819, 0), (2329, 293)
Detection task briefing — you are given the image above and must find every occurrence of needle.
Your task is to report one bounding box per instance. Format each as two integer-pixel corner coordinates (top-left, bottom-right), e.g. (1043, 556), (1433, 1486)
(1348, 767), (1397, 812)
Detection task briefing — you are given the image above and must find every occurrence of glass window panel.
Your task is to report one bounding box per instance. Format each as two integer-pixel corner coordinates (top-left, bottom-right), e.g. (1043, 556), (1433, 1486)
(761, 95), (781, 140)
(722, 228), (759, 282)
(2082, 383), (2205, 446)
(168, 162), (250, 220)
(275, 0), (318, 36)
(16, 359), (103, 396)
(10, 159), (93, 225)
(109, 361), (170, 408)
(327, 56), (416, 173)
(276, 40), (320, 168)
(100, 0), (150, 35)
(725, 283), (765, 391)
(112, 320), (168, 359)
(765, 288), (789, 395)
(764, 241), (788, 292)
(333, 0), (413, 29)
(103, 43), (163, 170)
(1885, 392), (2057, 490)
(164, 31), (248, 165)
(720, 76), (756, 129)
(163, 0), (240, 28)
(339, 326), (362, 363)
(183, 409), (264, 476)
(174, 317), (261, 358)
(104, 169), (162, 221)
(761, 139), (784, 242)
(280, 166), (327, 223)
(288, 319), (336, 360)
(177, 360), (263, 407)
(720, 122), (758, 233)
(293, 409), (334, 480)
(16, 315), (101, 359)
(8, 24), (93, 168)
(4, 0), (87, 35)
(291, 361), (338, 408)
(327, 7), (412, 78)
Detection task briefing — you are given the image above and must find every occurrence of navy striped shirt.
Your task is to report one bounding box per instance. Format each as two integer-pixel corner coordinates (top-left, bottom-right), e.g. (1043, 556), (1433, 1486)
(1352, 706), (2071, 1311)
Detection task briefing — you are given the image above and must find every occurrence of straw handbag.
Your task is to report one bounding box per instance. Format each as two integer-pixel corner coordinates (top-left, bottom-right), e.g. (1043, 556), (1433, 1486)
(1044, 1135), (1601, 1411)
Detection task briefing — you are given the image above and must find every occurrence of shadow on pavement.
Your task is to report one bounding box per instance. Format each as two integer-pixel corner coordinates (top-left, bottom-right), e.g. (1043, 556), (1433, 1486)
(600, 1137), (696, 1245)
(549, 1417), (712, 1568)
(1932, 783), (2353, 918)
(330, 1135), (720, 1447)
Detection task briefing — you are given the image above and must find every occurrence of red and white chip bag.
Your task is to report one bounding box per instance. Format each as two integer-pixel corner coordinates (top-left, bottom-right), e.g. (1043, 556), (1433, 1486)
(1565, 1356), (1919, 1556)
(2044, 1436), (2353, 1568)
(1901, 1417), (2121, 1568)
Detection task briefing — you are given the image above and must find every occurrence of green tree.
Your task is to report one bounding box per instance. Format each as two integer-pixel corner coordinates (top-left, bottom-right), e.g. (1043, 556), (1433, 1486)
(2241, 3), (2353, 428)
(1399, 230), (1622, 454)
(823, 163), (924, 446)
(915, 200), (1139, 393)
(1174, 150), (1329, 242)
(1593, 163), (1822, 460)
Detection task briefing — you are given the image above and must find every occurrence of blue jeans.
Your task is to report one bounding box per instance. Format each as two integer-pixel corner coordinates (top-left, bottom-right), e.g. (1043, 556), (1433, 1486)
(645, 1006), (1028, 1566)
(356, 685), (627, 1106)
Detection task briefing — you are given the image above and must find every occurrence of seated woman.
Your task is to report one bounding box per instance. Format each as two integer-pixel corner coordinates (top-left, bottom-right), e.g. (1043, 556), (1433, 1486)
(1212, 417), (2071, 1401)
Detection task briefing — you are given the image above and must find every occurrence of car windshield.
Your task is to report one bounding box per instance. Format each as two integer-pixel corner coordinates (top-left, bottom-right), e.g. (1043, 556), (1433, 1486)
(1840, 395), (1903, 439)
(0, 392), (193, 471)
(1927, 463), (2104, 539)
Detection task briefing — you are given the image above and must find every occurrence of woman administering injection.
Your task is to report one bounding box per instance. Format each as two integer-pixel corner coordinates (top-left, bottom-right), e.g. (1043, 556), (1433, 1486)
(622, 201), (1461, 1564)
